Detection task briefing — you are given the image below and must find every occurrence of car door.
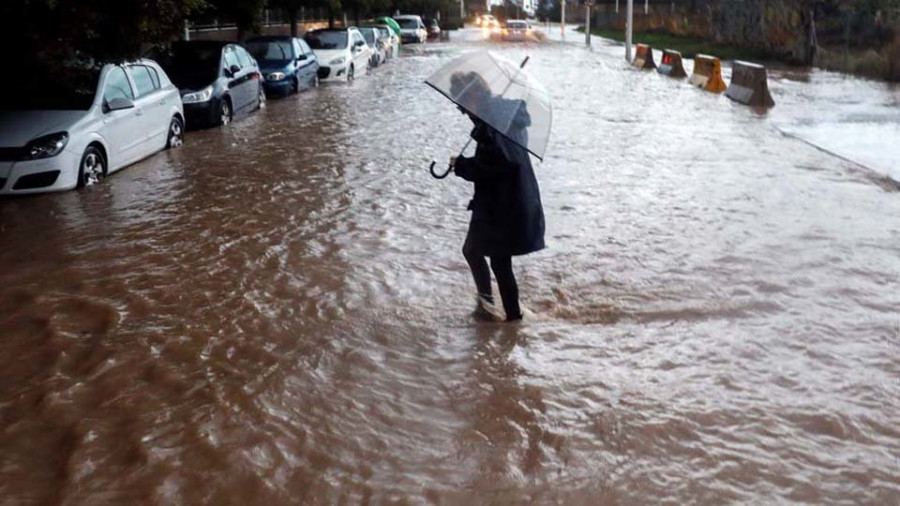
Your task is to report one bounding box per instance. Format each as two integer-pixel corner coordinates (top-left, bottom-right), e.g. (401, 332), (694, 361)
(99, 65), (144, 170)
(350, 31), (368, 70)
(296, 39), (316, 86)
(235, 45), (261, 109)
(222, 45), (249, 112)
(127, 64), (169, 154)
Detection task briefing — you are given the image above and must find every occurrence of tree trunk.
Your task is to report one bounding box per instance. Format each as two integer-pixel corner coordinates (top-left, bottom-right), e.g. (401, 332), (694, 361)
(329, 9), (336, 28)
(290, 9), (299, 36)
(355, 10), (361, 27)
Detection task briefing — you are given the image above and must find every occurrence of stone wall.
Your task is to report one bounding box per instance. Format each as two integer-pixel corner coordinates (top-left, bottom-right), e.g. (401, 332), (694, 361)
(189, 21), (330, 42)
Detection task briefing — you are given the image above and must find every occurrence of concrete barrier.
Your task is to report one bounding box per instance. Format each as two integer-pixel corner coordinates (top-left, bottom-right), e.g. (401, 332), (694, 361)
(688, 54), (727, 93)
(633, 44), (657, 70)
(657, 49), (687, 78)
(725, 61), (775, 107)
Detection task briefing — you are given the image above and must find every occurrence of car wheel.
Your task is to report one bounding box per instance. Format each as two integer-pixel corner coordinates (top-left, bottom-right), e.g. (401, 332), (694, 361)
(257, 86), (266, 109)
(347, 64), (354, 82)
(220, 98), (233, 126)
(77, 146), (105, 188)
(166, 116), (184, 149)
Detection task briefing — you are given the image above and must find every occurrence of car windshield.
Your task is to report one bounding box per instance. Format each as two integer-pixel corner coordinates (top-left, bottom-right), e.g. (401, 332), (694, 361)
(361, 30), (375, 45)
(305, 31), (347, 50)
(246, 41), (292, 61)
(157, 44), (221, 86)
(395, 18), (419, 29)
(4, 66), (99, 110)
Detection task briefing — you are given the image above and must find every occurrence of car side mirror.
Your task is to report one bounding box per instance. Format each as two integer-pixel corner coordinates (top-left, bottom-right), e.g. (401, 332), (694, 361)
(105, 97), (134, 112)
(229, 64), (241, 75)
(297, 54), (307, 61)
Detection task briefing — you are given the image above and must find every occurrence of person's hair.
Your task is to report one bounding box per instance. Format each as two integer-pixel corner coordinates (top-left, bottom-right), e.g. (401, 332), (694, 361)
(450, 71), (491, 105)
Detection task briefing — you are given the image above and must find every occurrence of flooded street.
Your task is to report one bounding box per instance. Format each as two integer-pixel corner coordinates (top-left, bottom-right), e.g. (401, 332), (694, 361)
(1, 28), (899, 504)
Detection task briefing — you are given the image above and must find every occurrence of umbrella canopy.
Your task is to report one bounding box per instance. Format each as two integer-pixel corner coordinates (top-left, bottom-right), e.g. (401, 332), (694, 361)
(426, 51), (551, 160)
(376, 16), (402, 37)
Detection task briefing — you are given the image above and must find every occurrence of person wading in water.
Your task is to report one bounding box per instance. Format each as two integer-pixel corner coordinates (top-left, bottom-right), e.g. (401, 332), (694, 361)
(449, 71), (546, 322)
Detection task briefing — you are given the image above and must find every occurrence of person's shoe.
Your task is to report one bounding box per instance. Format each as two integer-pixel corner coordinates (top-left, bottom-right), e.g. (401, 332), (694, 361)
(474, 295), (504, 322)
(505, 305), (534, 323)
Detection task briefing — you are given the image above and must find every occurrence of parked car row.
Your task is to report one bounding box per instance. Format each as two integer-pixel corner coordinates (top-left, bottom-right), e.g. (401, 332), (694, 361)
(0, 17), (423, 196)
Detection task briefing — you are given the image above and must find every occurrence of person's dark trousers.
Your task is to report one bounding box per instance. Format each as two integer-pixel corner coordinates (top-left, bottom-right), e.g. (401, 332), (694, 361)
(463, 234), (523, 321)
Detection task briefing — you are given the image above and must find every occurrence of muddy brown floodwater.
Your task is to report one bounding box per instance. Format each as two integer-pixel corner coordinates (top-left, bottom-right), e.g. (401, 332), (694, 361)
(1, 29), (899, 505)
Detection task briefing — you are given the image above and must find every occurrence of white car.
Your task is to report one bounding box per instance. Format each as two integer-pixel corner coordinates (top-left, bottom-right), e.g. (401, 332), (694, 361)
(499, 20), (535, 42)
(304, 28), (372, 82)
(359, 27), (386, 67)
(393, 15), (428, 44)
(0, 60), (184, 195)
(374, 25), (400, 60)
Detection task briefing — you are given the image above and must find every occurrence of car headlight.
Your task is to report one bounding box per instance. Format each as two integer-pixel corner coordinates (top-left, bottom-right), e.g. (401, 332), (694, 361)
(266, 72), (286, 81)
(24, 132), (69, 160)
(330, 57), (346, 65)
(182, 86), (214, 104)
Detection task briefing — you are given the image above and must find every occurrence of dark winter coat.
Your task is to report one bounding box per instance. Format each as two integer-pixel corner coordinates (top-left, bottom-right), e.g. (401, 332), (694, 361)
(454, 113), (545, 257)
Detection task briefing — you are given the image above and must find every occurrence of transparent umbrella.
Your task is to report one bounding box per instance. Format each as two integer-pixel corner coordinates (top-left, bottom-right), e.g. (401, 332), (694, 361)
(426, 51), (552, 177)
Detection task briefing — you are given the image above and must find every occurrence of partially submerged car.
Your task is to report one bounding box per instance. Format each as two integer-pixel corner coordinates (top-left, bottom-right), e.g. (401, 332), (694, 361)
(0, 60), (184, 194)
(246, 36), (320, 96)
(154, 41), (265, 129)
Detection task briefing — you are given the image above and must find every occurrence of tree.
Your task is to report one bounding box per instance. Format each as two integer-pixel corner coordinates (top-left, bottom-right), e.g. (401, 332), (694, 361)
(1, 0), (206, 65)
(208, 0), (268, 40)
(270, 0), (338, 35)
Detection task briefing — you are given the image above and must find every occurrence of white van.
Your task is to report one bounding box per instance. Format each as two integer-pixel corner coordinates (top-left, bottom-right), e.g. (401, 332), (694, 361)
(393, 15), (428, 44)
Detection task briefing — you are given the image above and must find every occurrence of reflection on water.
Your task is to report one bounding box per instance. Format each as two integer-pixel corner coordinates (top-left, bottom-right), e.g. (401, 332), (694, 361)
(1, 29), (899, 504)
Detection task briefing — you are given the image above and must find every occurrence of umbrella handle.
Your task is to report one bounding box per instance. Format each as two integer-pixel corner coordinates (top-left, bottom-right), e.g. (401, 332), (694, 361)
(429, 160), (452, 179)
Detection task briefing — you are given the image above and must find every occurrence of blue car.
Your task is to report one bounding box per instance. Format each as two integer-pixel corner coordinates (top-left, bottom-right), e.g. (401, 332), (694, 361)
(245, 36), (320, 96)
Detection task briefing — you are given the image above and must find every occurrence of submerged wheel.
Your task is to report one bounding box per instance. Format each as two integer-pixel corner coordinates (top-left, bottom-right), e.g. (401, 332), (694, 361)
(166, 116), (184, 149)
(347, 64), (355, 82)
(257, 86), (266, 109)
(77, 146), (105, 188)
(220, 98), (232, 126)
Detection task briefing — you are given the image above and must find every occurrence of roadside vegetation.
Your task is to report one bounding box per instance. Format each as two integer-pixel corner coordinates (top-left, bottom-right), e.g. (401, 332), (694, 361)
(579, 27), (771, 63)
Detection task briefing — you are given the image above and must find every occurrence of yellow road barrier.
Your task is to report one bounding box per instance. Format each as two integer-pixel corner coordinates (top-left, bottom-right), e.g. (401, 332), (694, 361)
(633, 44), (657, 70)
(658, 49), (687, 78)
(688, 54), (727, 93)
(725, 61), (775, 107)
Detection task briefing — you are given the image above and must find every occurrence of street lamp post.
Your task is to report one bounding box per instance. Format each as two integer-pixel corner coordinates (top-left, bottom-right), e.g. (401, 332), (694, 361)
(584, 1), (592, 46)
(626, 0), (633, 61)
(561, 0), (566, 38)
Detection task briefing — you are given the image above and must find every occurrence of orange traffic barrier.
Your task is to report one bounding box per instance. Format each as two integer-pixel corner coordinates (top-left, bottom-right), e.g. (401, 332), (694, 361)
(725, 61), (775, 107)
(657, 49), (687, 78)
(633, 44), (657, 70)
(688, 54), (727, 93)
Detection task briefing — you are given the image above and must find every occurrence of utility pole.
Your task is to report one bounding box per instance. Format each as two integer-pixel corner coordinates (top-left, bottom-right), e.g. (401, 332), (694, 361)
(626, 0), (633, 61)
(561, 0), (566, 38)
(460, 0), (465, 20)
(644, 0), (648, 14)
(616, 0), (619, 13)
(584, 1), (592, 46)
